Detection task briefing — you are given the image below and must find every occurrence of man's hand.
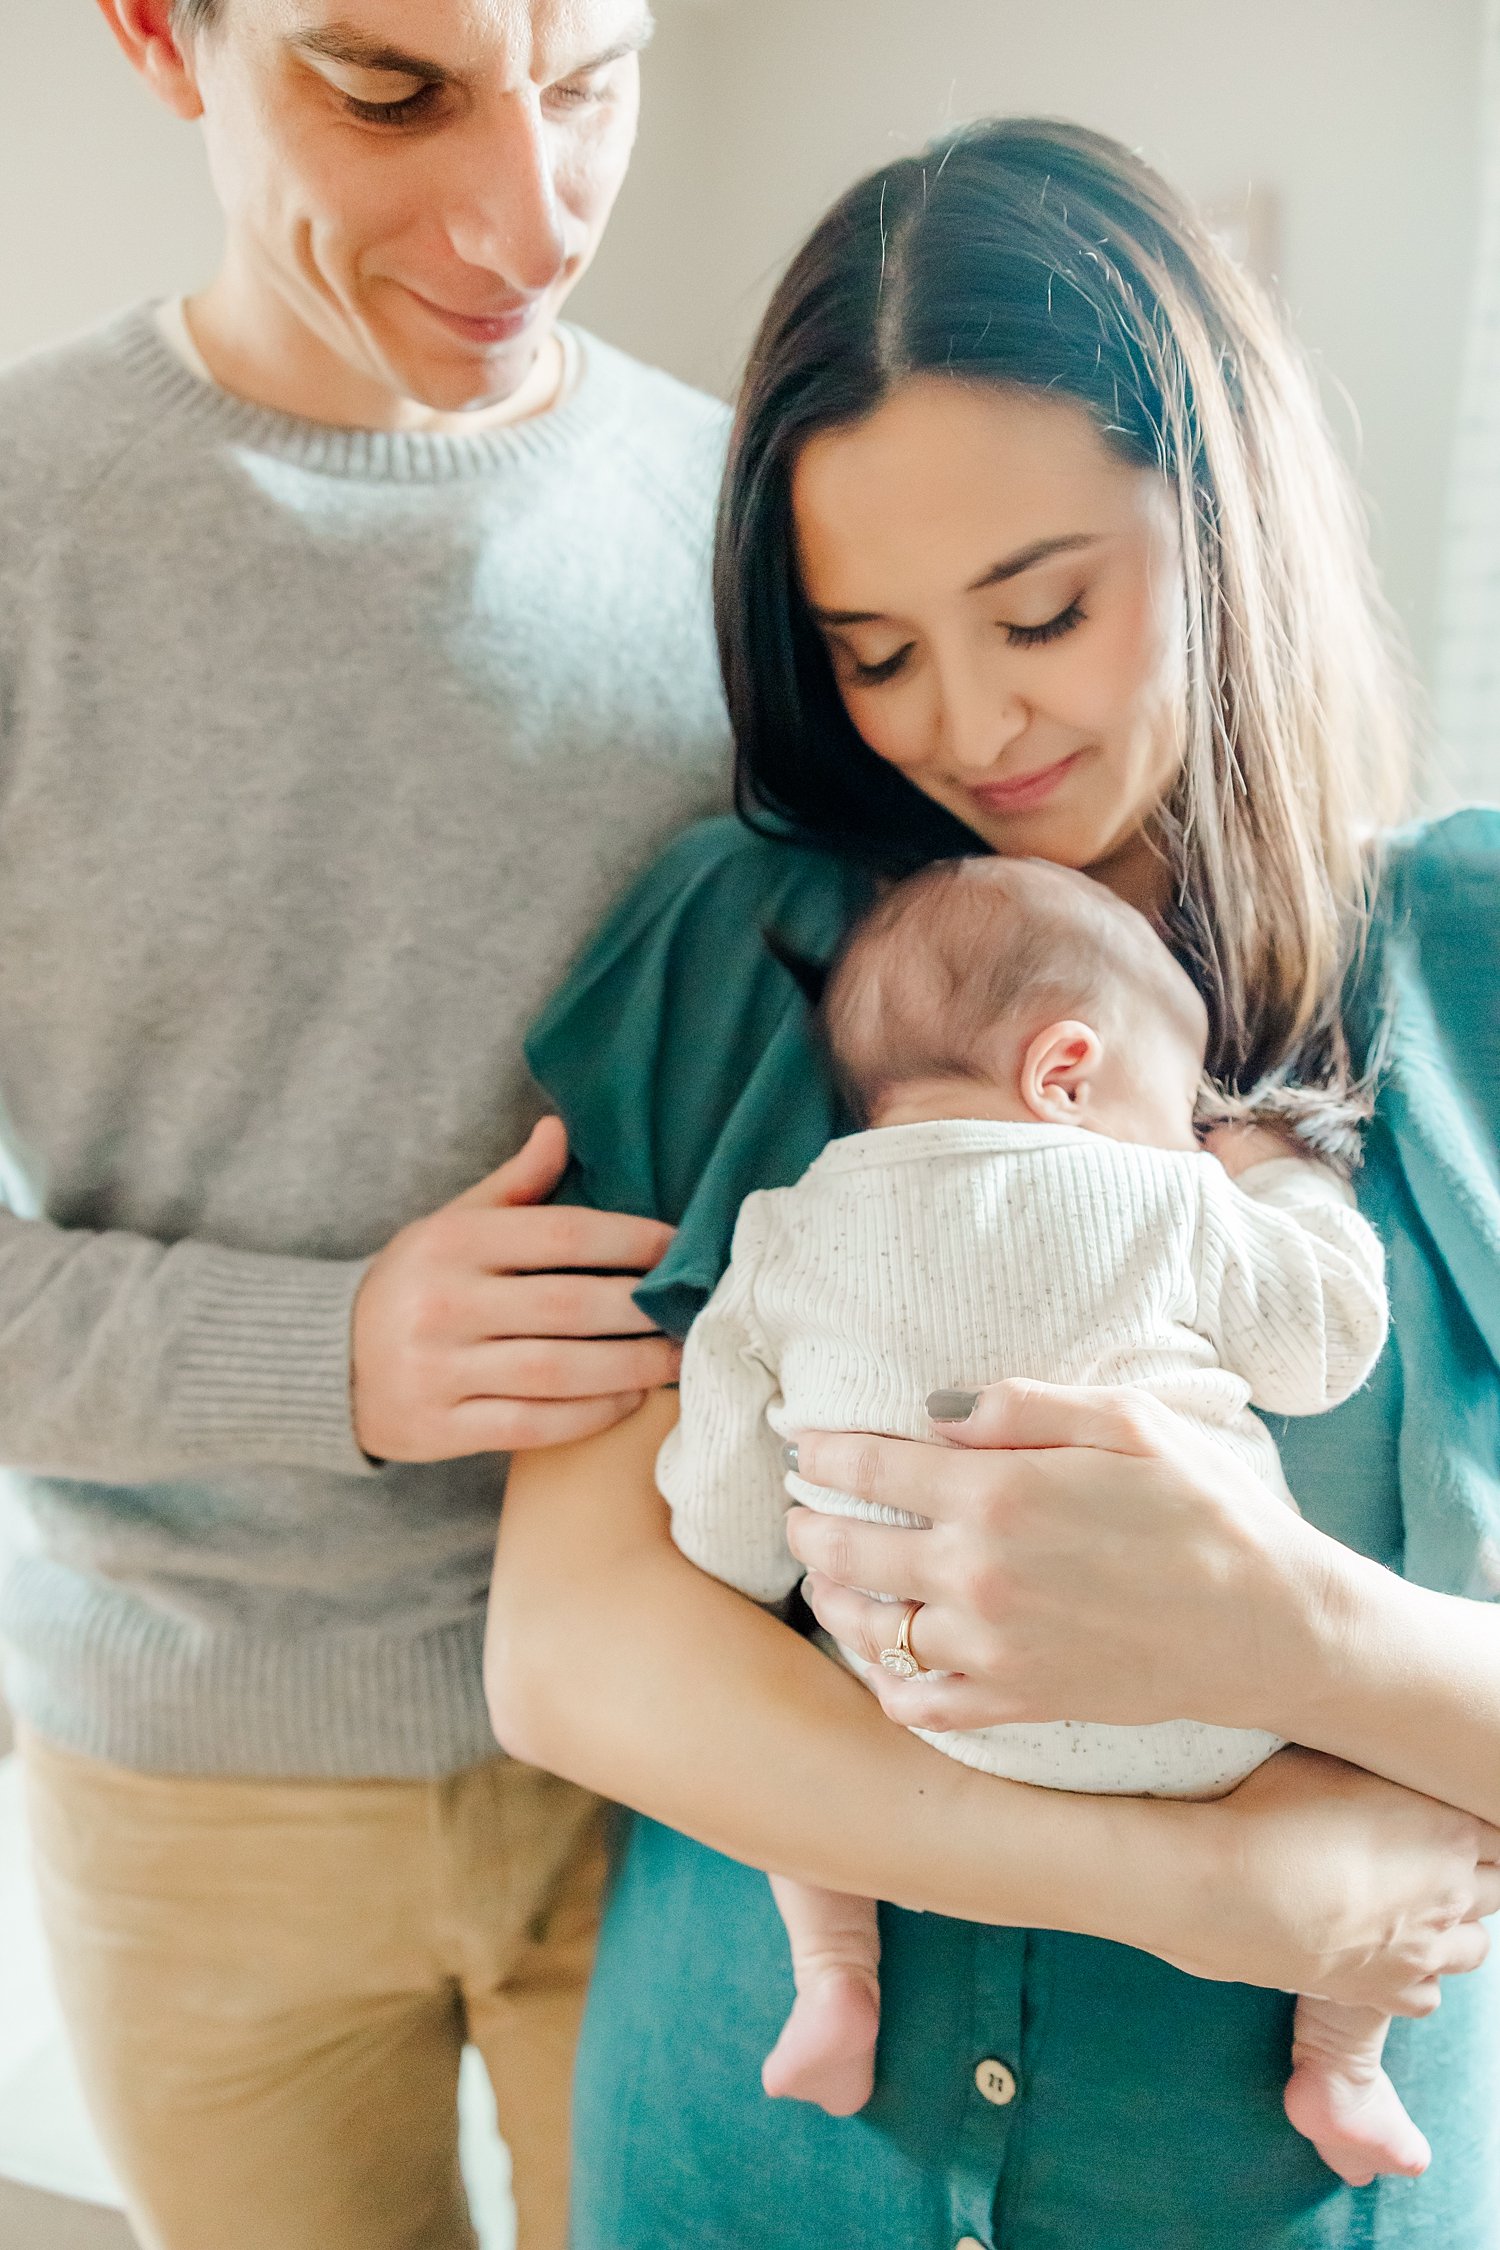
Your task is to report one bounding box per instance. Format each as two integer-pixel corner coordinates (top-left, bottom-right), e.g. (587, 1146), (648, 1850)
(351, 1116), (680, 1462)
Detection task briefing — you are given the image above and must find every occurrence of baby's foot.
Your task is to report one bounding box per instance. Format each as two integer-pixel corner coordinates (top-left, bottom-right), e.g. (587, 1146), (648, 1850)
(1284, 2056), (1431, 2188)
(761, 1968), (880, 2117)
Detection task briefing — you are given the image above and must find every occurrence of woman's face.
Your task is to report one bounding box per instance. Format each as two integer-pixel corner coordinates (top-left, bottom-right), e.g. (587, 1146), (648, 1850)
(791, 377), (1188, 904)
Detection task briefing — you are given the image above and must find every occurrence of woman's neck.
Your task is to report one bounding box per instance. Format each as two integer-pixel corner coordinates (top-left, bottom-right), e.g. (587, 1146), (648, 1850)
(1085, 828), (1172, 920)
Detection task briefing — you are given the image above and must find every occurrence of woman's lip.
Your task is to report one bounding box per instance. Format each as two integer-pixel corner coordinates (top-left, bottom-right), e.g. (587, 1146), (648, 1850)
(966, 749), (1086, 815)
(405, 290), (540, 346)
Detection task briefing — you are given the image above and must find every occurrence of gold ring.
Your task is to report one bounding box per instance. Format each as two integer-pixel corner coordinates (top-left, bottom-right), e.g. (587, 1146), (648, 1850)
(879, 1600), (927, 1680)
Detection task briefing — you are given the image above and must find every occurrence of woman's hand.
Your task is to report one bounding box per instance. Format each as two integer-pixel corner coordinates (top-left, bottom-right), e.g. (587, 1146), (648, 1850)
(1156, 1748), (1500, 2017)
(787, 1377), (1336, 1740)
(489, 1396), (1500, 2017)
(1201, 1119), (1305, 1177)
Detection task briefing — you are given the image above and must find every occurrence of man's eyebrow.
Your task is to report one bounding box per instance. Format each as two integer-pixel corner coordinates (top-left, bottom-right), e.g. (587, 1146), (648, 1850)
(571, 8), (656, 71)
(294, 25), (449, 82)
(810, 534), (1099, 627)
(293, 8), (655, 84)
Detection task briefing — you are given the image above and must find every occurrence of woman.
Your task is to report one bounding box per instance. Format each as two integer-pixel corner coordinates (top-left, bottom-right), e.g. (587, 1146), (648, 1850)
(486, 120), (1500, 2245)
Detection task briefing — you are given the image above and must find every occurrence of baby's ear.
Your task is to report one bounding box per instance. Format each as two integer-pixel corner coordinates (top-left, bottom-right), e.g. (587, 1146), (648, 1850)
(760, 926), (830, 1008)
(1020, 1020), (1102, 1122)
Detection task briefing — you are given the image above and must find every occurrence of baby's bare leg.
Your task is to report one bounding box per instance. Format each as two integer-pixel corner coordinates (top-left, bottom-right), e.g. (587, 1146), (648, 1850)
(1284, 1995), (1430, 2186)
(762, 1876), (882, 2117)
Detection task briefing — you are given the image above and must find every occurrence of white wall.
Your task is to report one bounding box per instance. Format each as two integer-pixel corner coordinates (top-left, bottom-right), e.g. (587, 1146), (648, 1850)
(573, 0), (1486, 682)
(3, 0), (1486, 682)
(3, 5), (223, 361)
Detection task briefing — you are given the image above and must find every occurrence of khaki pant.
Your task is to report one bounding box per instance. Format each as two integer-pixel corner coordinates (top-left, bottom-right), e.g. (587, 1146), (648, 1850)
(19, 1728), (607, 2250)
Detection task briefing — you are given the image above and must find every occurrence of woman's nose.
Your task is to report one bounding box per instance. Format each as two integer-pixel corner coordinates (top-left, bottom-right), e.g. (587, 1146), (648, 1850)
(936, 667), (1031, 773)
(444, 94), (568, 294)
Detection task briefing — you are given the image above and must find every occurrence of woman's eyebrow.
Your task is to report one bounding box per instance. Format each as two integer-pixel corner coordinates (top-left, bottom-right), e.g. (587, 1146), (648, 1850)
(966, 533), (1100, 591)
(810, 533), (1101, 626)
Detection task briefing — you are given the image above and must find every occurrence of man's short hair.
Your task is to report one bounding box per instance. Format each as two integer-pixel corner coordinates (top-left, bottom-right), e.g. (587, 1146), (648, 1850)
(174, 0), (221, 26)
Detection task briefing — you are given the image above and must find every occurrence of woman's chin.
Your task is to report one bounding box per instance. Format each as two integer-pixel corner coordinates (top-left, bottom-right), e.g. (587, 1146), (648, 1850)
(960, 804), (1110, 871)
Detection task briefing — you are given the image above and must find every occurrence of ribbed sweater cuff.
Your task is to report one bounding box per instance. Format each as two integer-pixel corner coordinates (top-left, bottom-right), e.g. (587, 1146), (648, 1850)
(1234, 1157), (1356, 1207)
(170, 1248), (377, 1476)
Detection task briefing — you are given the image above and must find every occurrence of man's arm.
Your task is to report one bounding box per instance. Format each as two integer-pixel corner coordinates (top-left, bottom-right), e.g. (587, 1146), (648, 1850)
(0, 1117), (677, 1482)
(0, 1202), (371, 1479)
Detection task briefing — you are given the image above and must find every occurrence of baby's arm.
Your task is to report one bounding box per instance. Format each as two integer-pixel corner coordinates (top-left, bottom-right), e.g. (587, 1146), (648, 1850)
(657, 1196), (800, 1604)
(1194, 1146), (1389, 1415)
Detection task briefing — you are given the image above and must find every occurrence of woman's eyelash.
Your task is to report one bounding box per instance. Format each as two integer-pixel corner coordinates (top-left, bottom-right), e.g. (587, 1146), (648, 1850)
(849, 647), (914, 686)
(846, 600), (1086, 685)
(1006, 601), (1085, 648)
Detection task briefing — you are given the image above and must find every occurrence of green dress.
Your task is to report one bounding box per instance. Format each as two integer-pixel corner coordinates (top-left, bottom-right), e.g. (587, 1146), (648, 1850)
(527, 807), (1500, 2250)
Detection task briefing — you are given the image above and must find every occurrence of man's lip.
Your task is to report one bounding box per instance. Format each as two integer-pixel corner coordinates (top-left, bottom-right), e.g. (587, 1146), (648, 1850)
(966, 749), (1086, 814)
(404, 289), (541, 345)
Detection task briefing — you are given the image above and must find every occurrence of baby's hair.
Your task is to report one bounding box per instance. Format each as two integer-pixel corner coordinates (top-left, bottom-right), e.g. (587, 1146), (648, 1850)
(821, 857), (1206, 1124)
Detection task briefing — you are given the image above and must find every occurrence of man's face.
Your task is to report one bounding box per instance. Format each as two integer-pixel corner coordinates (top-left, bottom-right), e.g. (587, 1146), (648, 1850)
(187, 0), (649, 412)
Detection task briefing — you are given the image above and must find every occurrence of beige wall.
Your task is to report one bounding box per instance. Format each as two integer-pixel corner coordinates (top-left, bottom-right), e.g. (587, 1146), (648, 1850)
(4, 4), (223, 361)
(572, 0), (1486, 680)
(4, 0), (1485, 679)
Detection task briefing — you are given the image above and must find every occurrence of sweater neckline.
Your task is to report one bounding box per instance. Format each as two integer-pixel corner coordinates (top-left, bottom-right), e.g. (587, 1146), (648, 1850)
(118, 303), (616, 482)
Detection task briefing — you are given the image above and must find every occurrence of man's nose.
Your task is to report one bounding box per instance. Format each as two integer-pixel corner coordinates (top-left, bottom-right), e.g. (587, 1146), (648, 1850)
(444, 93), (568, 293)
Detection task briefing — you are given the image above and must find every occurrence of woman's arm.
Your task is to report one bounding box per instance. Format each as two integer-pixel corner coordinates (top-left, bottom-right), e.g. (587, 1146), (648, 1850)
(486, 1392), (1500, 2016)
(1291, 1554), (1500, 1830)
(785, 1379), (1500, 1831)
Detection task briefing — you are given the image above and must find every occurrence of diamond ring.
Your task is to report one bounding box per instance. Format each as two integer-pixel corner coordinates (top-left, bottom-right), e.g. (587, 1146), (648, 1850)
(879, 1600), (927, 1680)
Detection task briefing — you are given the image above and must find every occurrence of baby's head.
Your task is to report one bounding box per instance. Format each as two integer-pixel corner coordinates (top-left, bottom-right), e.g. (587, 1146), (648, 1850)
(822, 857), (1208, 1150)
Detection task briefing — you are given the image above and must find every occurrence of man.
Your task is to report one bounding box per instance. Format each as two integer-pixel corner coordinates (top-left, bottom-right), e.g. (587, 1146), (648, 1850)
(0, 3), (730, 2244)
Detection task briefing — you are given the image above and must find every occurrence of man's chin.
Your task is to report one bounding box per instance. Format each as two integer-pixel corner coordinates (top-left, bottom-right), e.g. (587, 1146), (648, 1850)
(383, 335), (546, 420)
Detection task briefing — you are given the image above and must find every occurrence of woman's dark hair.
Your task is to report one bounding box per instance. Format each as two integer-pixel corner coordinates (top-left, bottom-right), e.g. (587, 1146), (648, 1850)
(719, 117), (1412, 1104)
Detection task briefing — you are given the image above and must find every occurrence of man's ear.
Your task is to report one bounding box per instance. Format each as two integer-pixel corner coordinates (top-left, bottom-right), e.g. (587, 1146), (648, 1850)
(1019, 1019), (1102, 1123)
(93, 0), (205, 121)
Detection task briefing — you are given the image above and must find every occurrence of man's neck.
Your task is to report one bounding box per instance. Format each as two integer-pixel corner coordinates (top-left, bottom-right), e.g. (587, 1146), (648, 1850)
(183, 261), (569, 436)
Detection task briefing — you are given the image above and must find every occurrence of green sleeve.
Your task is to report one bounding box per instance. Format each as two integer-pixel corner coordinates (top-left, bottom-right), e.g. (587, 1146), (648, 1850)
(525, 816), (873, 1337)
(1378, 807), (1500, 1367)
(1371, 807), (1500, 1595)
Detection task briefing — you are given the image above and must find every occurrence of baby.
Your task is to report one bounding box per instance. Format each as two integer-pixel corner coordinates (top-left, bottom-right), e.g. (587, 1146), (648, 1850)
(658, 854), (1427, 2191)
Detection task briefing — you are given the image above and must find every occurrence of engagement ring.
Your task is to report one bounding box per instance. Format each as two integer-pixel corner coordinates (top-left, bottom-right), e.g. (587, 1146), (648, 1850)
(879, 1600), (928, 1680)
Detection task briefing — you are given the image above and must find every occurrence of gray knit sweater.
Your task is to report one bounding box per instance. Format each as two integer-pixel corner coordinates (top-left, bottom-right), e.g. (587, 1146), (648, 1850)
(0, 308), (731, 1777)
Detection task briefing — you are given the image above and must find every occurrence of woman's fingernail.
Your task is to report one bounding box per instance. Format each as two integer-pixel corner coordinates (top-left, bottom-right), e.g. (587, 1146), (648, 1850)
(928, 1388), (979, 1423)
(782, 1442), (800, 1473)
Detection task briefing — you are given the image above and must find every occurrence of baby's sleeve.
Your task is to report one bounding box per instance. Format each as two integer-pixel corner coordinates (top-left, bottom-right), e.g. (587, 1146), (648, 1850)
(1194, 1157), (1389, 1415)
(657, 1196), (801, 1605)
